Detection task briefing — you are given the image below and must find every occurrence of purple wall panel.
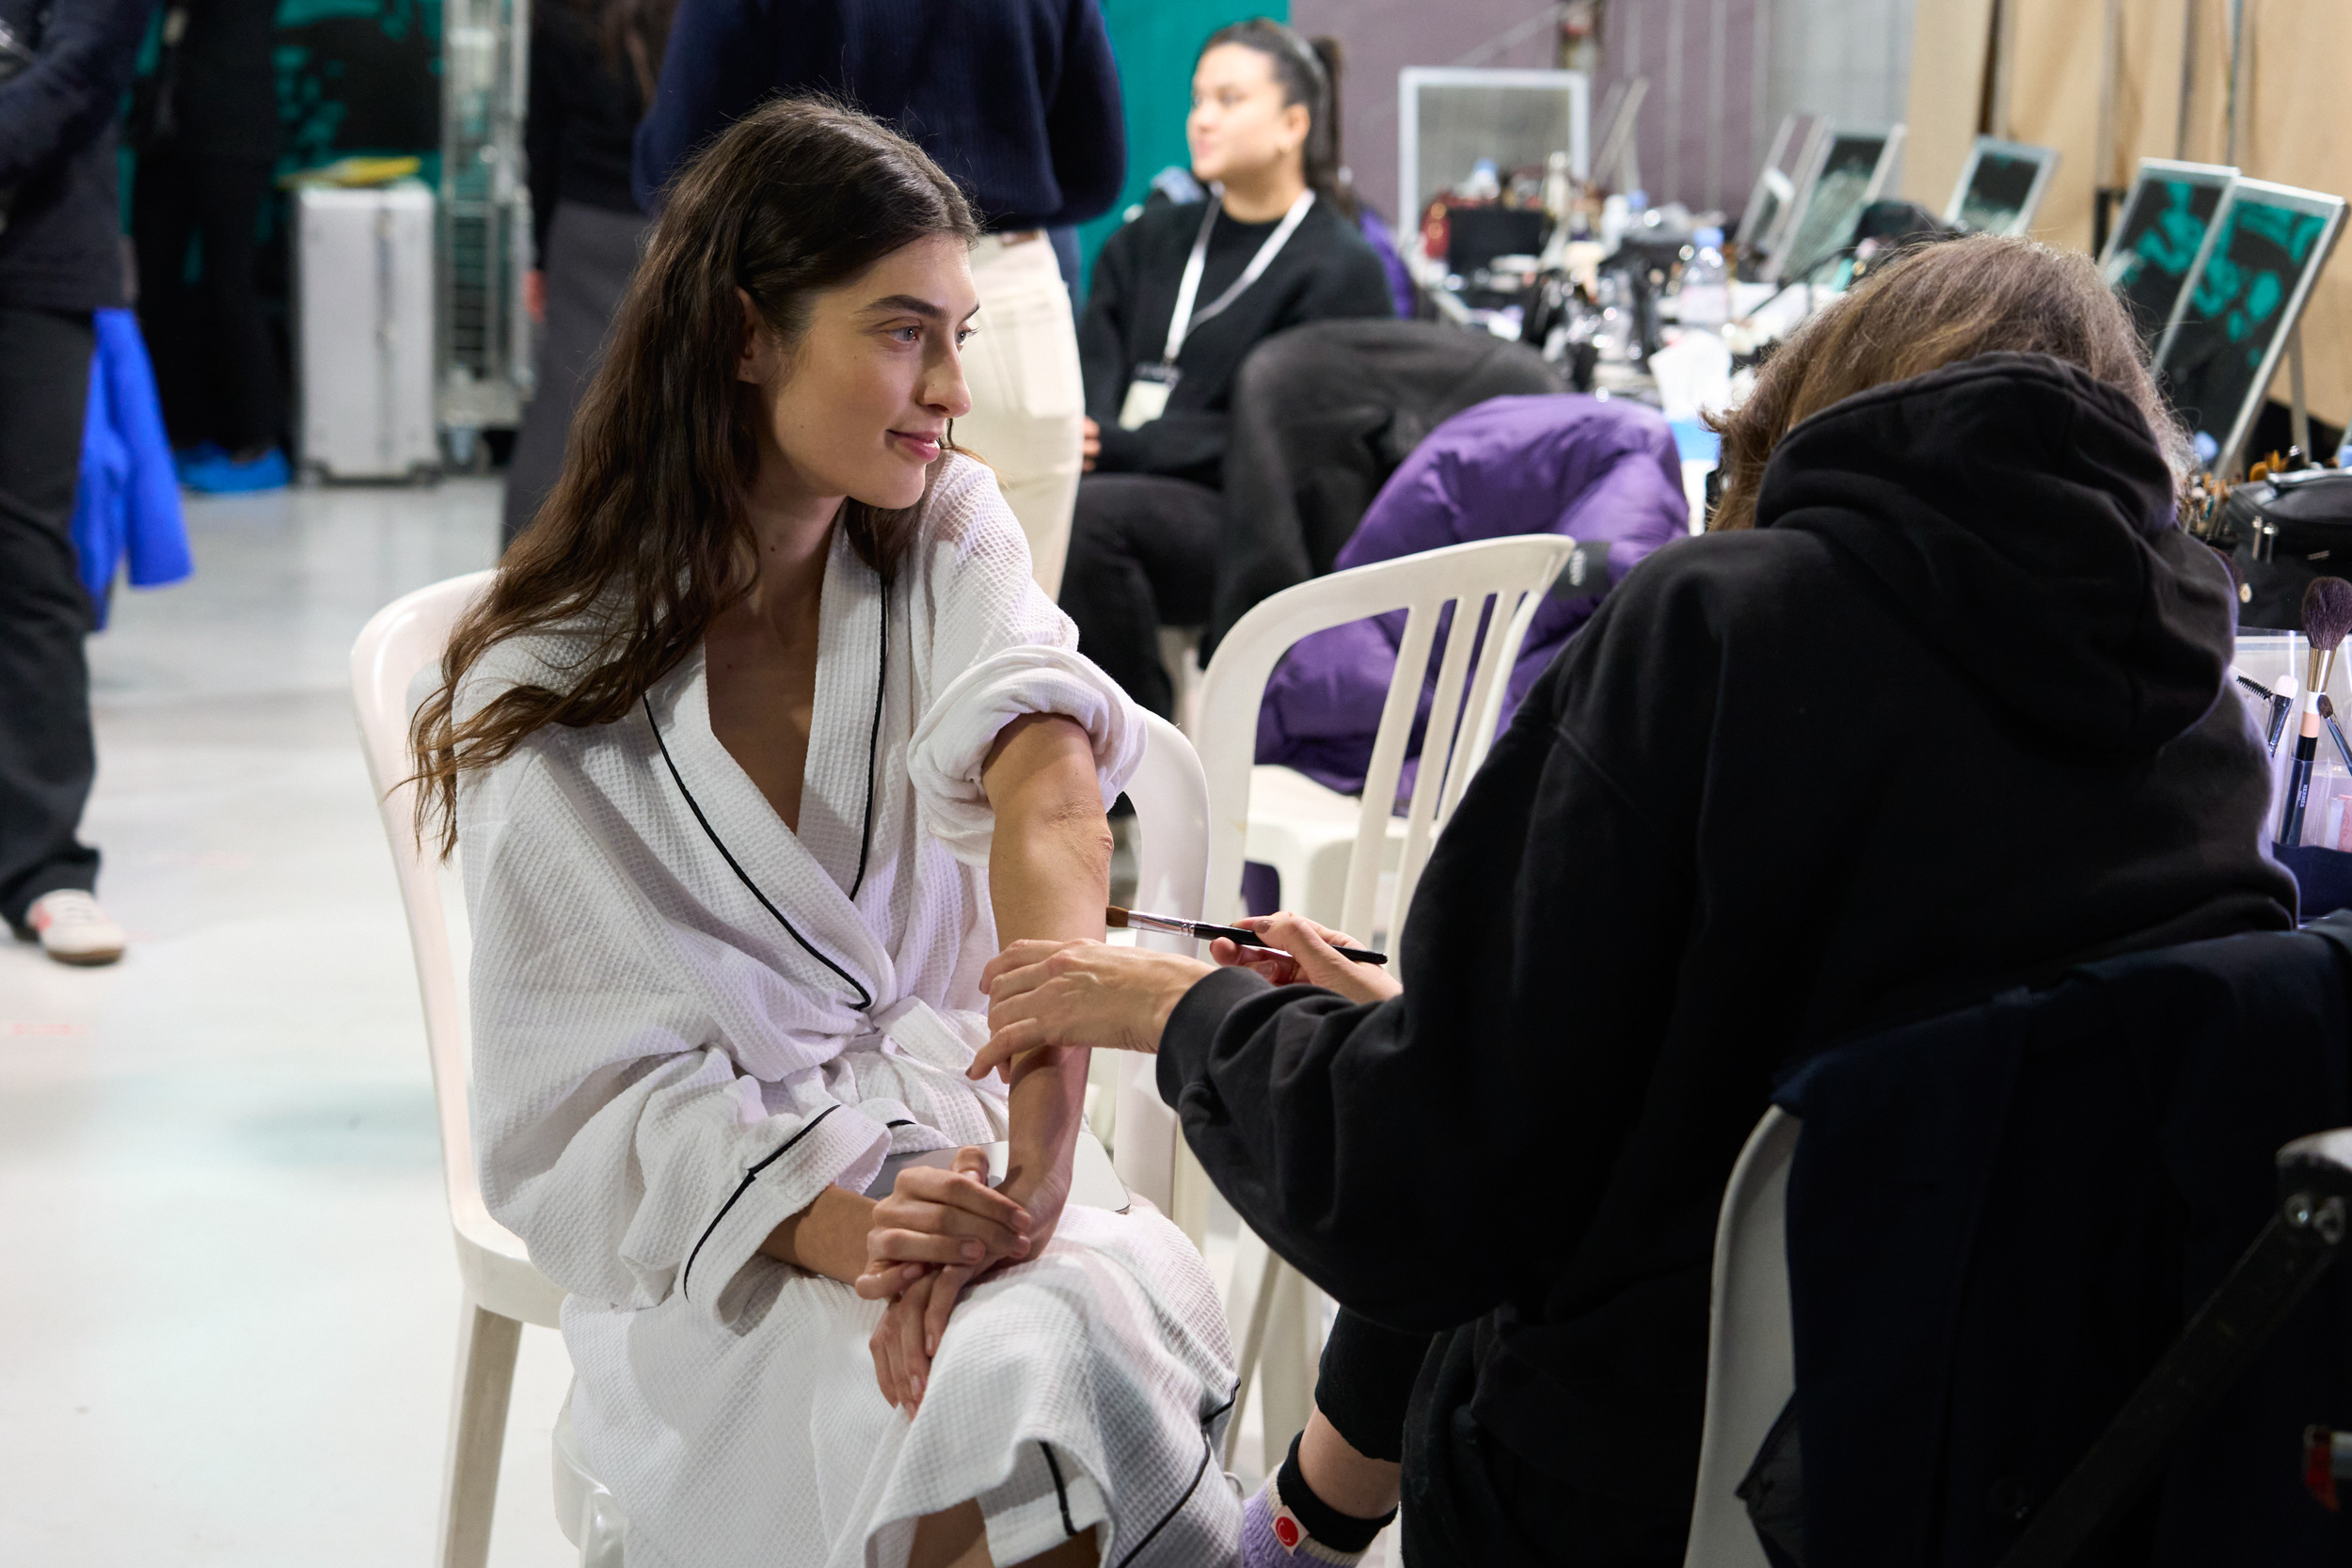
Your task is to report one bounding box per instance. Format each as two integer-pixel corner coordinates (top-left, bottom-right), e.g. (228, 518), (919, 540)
(1291, 0), (1563, 224)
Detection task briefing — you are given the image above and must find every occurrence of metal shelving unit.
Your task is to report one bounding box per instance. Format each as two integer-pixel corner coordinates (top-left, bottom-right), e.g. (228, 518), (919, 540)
(438, 0), (532, 463)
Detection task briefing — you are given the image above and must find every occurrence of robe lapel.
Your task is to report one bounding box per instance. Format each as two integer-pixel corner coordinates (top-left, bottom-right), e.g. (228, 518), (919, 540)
(646, 646), (898, 1009)
(796, 528), (886, 899)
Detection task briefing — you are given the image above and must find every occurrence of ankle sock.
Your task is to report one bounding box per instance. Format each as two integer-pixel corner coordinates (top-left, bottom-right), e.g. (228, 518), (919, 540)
(1273, 1432), (1394, 1555)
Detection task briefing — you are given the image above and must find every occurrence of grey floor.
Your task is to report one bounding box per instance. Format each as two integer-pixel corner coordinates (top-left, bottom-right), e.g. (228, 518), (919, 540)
(0, 480), (576, 1567)
(0, 477), (1390, 1567)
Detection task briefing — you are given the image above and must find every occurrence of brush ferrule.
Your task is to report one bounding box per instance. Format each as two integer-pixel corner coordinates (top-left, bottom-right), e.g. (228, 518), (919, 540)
(2312, 645), (2340, 705)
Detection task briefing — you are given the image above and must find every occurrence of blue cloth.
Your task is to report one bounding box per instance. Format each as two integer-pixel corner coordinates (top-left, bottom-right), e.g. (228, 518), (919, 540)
(72, 309), (190, 626)
(1254, 393), (1690, 798)
(1774, 915), (2352, 1568)
(633, 0), (1124, 232)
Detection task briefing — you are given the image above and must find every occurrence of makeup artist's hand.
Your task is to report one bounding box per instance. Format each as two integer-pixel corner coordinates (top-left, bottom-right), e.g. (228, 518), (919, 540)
(975, 939), (1212, 1079)
(1082, 418), (1101, 472)
(1210, 913), (1403, 1006)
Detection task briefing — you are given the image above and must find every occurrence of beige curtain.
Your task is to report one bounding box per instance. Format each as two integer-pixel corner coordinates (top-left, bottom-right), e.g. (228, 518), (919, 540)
(1906, 0), (2352, 428)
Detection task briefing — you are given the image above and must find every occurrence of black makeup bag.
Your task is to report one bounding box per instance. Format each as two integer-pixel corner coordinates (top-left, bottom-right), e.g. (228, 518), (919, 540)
(2215, 467), (2352, 630)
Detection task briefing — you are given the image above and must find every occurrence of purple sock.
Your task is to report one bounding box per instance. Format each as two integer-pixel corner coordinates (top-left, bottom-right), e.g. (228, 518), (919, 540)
(1240, 1478), (1375, 1565)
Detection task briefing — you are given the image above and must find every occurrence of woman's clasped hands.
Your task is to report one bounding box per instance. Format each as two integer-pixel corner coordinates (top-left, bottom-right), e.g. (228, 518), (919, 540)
(855, 1148), (1033, 1415)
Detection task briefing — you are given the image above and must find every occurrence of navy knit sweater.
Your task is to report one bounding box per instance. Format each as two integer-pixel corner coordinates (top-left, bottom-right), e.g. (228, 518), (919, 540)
(0, 0), (153, 312)
(632, 0), (1123, 232)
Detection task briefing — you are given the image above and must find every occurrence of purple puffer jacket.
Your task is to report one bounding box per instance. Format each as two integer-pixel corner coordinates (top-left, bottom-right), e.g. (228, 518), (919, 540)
(1256, 393), (1689, 798)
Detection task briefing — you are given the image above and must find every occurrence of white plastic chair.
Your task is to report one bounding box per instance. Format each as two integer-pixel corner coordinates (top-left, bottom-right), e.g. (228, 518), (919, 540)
(1683, 1108), (1801, 1568)
(356, 573), (1221, 1559)
(350, 572), (612, 1566)
(1188, 534), (1581, 1463)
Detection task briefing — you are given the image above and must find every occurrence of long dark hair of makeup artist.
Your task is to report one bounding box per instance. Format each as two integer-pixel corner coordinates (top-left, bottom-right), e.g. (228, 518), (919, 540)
(1201, 18), (1358, 219)
(408, 98), (979, 855)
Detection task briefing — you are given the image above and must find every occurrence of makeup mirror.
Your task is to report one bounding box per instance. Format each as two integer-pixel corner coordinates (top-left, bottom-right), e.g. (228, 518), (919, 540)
(1944, 135), (2060, 236)
(2100, 158), (2237, 350)
(2154, 178), (2346, 474)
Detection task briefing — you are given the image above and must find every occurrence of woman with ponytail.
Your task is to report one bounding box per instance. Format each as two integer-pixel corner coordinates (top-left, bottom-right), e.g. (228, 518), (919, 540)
(1060, 19), (1393, 719)
(413, 100), (1238, 1567)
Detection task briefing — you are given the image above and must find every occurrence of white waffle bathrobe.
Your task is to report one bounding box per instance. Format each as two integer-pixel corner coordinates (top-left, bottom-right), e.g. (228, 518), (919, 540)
(456, 458), (1240, 1568)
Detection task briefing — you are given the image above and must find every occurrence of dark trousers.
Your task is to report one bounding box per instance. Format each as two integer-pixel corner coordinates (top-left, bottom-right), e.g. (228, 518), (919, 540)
(132, 150), (283, 453)
(0, 306), (102, 928)
(502, 200), (649, 549)
(1057, 472), (1221, 719)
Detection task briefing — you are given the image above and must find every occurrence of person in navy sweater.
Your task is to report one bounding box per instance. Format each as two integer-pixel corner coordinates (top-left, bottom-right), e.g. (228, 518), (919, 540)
(0, 0), (151, 967)
(635, 0), (1124, 594)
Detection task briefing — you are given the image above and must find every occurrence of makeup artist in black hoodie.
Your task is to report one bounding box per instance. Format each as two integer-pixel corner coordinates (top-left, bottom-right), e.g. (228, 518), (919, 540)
(974, 236), (2296, 1568)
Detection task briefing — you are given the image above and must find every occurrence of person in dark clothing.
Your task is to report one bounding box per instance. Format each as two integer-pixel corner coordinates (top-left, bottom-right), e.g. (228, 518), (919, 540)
(0, 0), (151, 966)
(502, 0), (670, 549)
(973, 236), (2296, 1567)
(131, 0), (288, 491)
(1061, 20), (1391, 717)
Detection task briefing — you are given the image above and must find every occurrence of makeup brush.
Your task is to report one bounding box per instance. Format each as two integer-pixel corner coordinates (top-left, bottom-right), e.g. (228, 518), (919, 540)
(2278, 577), (2352, 847)
(1105, 906), (1389, 966)
(2321, 694), (2352, 771)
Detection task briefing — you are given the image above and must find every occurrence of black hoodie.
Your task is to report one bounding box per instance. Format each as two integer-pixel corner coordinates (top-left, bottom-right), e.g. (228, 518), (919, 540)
(1157, 354), (2296, 1562)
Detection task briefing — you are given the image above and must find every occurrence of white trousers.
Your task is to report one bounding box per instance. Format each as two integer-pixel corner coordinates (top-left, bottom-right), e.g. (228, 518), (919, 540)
(956, 232), (1086, 596)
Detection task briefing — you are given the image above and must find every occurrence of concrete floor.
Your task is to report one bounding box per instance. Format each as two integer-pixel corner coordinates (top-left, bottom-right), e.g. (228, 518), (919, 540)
(0, 480), (575, 1567)
(0, 477), (1390, 1567)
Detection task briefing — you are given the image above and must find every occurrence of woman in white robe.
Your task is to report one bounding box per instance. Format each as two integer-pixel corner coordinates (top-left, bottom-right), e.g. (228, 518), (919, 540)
(412, 101), (1239, 1568)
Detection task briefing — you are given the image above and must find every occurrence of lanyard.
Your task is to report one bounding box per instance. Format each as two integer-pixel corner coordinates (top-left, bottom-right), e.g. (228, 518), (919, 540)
(1161, 188), (1315, 365)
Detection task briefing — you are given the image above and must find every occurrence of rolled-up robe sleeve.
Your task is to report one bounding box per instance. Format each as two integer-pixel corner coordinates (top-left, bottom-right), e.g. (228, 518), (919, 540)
(904, 461), (1143, 864)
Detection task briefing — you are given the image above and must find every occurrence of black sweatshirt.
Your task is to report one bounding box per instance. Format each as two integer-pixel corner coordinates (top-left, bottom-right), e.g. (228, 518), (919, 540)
(0, 0), (151, 311)
(525, 1), (645, 257)
(1081, 196), (1393, 488)
(1157, 353), (2296, 1555)
(634, 0), (1122, 230)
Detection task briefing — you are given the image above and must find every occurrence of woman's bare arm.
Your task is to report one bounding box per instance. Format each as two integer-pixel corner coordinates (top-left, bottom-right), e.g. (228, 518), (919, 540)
(977, 712), (1114, 1242)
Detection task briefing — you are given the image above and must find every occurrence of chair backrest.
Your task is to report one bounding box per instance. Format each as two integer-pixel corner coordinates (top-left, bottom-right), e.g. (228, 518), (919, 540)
(1106, 710), (1212, 1216)
(349, 570), (498, 1243)
(1194, 534), (1579, 949)
(1681, 1107), (1800, 1568)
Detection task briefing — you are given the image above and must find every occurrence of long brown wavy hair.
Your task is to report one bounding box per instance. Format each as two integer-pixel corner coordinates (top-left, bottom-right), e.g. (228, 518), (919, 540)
(408, 98), (978, 855)
(1706, 235), (2187, 531)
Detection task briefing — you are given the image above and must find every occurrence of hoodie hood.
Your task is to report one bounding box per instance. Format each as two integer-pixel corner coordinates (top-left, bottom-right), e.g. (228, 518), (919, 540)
(1756, 352), (2233, 760)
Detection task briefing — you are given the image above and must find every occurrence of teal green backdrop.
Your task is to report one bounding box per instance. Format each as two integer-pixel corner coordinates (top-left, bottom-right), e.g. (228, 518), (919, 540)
(1076, 0), (1286, 299)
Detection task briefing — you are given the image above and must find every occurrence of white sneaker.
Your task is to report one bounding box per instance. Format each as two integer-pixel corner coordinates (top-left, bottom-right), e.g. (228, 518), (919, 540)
(24, 890), (127, 966)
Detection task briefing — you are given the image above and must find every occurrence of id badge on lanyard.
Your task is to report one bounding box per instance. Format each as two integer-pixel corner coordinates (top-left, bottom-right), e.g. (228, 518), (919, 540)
(1119, 363), (1180, 431)
(1117, 188), (1315, 431)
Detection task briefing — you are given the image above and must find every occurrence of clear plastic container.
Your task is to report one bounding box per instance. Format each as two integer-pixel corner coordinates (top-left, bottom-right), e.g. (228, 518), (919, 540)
(1679, 226), (1729, 331)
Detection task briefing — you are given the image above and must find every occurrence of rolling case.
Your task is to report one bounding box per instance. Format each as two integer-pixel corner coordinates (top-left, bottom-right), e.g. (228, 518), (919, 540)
(294, 182), (438, 481)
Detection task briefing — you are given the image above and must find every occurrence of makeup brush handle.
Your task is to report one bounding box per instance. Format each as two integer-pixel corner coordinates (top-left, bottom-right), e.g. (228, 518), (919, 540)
(2281, 736), (2319, 847)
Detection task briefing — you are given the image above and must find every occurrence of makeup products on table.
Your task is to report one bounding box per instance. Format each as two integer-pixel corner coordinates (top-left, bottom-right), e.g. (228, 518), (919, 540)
(2278, 578), (2352, 847)
(2322, 694), (2352, 772)
(1105, 906), (1390, 966)
(2233, 668), (2295, 756)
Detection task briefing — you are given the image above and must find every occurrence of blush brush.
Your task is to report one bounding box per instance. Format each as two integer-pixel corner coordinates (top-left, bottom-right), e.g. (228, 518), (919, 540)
(2278, 577), (2352, 847)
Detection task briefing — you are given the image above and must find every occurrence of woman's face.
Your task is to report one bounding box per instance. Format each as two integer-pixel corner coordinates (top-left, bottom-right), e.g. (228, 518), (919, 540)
(1187, 44), (1308, 188)
(738, 232), (978, 512)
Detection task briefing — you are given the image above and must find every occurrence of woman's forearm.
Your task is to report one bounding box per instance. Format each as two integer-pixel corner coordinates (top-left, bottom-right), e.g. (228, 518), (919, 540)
(981, 714), (1114, 1197)
(759, 1183), (875, 1284)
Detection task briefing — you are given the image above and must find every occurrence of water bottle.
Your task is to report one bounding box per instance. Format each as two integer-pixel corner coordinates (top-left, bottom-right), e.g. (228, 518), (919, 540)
(1679, 226), (1729, 332)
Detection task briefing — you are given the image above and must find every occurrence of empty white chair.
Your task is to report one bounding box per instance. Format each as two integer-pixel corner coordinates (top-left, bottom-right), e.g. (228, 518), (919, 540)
(1683, 1108), (1801, 1568)
(1186, 534), (1579, 1464)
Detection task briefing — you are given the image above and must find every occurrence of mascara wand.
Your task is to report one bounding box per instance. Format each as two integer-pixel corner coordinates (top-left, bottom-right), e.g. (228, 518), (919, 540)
(2279, 578), (2352, 847)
